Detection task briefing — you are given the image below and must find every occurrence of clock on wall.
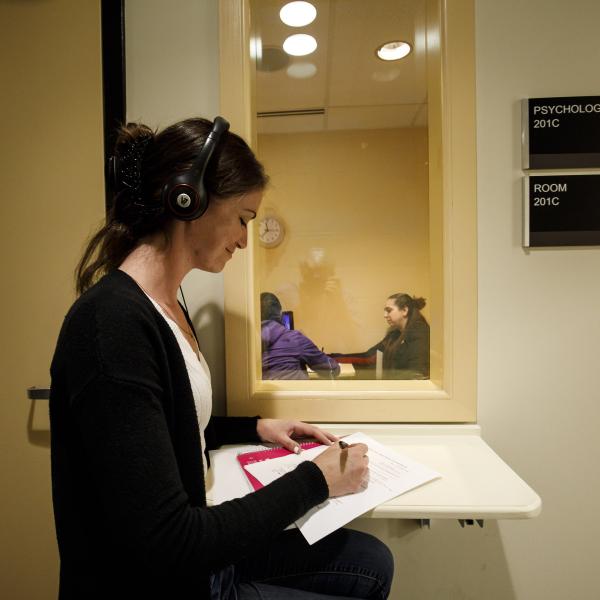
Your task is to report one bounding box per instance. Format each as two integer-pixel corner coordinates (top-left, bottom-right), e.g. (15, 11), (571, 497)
(258, 216), (285, 248)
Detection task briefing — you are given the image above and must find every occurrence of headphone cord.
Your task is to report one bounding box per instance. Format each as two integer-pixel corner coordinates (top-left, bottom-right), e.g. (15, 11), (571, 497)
(178, 285), (200, 346)
(179, 284), (190, 313)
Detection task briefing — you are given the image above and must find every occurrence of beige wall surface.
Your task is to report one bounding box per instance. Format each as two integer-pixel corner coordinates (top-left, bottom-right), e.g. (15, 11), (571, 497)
(125, 0), (227, 413)
(257, 127), (430, 353)
(0, 1), (105, 598)
(474, 0), (600, 597)
(354, 1), (600, 598)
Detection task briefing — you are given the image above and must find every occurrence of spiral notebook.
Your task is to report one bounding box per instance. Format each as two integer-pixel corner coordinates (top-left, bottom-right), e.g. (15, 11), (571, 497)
(236, 442), (323, 491)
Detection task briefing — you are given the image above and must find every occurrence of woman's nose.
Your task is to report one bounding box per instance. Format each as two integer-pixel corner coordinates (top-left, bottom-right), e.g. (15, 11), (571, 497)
(237, 227), (248, 249)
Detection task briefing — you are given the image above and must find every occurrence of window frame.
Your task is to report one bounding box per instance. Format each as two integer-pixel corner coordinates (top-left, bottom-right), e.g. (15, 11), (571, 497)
(220, 0), (477, 423)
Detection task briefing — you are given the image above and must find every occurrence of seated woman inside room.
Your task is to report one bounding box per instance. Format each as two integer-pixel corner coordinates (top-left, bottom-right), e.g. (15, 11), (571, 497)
(261, 292), (340, 380)
(332, 293), (430, 380)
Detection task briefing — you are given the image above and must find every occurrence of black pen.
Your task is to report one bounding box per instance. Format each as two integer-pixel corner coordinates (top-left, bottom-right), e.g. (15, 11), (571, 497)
(338, 439), (349, 469)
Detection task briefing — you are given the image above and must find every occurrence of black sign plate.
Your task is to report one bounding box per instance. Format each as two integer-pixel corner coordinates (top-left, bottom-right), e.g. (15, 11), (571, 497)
(524, 174), (600, 247)
(522, 96), (600, 169)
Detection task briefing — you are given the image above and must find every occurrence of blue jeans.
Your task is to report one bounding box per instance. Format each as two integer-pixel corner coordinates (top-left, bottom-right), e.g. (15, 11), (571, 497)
(212, 528), (394, 600)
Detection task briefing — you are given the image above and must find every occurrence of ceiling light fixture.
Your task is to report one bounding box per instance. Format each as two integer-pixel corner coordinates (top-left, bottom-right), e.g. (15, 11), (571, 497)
(280, 1), (317, 27)
(283, 34), (317, 57)
(376, 40), (412, 61)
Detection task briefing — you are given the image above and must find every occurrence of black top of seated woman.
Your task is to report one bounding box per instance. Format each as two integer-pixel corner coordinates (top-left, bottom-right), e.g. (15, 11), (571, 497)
(49, 270), (329, 600)
(332, 313), (430, 379)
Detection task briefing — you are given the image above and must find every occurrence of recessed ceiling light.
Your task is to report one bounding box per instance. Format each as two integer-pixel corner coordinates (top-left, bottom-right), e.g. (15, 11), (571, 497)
(280, 2), (317, 27)
(376, 40), (412, 61)
(283, 34), (317, 57)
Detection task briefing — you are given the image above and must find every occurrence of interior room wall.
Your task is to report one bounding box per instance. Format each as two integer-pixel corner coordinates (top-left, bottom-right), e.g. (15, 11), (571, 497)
(474, 0), (600, 597)
(125, 0), (228, 413)
(257, 127), (430, 353)
(0, 2), (104, 598)
(258, 1), (600, 598)
(355, 1), (600, 598)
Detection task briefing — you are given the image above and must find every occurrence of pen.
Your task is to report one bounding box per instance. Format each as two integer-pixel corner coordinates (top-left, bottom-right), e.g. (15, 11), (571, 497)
(339, 439), (349, 470)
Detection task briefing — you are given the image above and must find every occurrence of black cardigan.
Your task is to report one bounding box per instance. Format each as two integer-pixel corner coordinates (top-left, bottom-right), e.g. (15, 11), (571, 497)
(49, 270), (328, 600)
(332, 316), (430, 379)
(372, 316), (430, 379)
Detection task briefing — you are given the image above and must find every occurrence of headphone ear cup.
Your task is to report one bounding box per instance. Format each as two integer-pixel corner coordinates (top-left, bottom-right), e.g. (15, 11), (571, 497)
(161, 116), (229, 221)
(162, 179), (208, 221)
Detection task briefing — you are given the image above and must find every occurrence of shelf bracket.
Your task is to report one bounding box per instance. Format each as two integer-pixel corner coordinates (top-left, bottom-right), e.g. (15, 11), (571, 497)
(27, 387), (50, 400)
(458, 519), (484, 528)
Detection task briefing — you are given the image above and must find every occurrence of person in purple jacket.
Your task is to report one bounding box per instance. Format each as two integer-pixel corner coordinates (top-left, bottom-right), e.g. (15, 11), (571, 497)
(261, 292), (340, 380)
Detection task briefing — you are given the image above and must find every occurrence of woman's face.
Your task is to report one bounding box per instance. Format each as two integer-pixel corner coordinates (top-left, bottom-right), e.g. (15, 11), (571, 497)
(384, 299), (408, 330)
(186, 189), (262, 273)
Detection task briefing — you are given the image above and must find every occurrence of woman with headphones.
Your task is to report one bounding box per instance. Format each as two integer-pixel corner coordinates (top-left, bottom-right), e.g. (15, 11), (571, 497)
(49, 118), (393, 600)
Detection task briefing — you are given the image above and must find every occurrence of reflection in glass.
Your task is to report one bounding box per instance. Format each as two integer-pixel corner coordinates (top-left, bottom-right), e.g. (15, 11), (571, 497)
(287, 62), (317, 79)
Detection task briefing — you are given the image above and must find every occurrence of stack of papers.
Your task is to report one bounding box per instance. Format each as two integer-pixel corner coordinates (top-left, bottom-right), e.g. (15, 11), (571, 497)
(208, 432), (441, 545)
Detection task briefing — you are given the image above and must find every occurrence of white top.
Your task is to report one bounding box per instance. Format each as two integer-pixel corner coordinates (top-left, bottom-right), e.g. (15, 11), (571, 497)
(147, 296), (212, 473)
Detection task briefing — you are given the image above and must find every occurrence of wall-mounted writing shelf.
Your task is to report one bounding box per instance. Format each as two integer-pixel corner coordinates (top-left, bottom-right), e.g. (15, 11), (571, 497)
(207, 424), (541, 521)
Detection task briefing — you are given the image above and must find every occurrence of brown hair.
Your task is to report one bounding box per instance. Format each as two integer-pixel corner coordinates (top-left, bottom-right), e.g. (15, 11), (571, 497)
(260, 292), (283, 322)
(76, 118), (268, 295)
(388, 293), (427, 322)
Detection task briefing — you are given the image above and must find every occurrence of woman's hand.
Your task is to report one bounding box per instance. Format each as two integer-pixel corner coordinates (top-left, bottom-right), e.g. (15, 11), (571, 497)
(256, 419), (338, 453)
(313, 443), (369, 497)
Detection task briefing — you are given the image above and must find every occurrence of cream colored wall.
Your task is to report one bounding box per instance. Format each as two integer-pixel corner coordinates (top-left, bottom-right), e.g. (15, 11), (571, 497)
(125, 0), (227, 413)
(257, 128), (430, 353)
(474, 0), (600, 597)
(354, 1), (600, 599)
(0, 1), (105, 598)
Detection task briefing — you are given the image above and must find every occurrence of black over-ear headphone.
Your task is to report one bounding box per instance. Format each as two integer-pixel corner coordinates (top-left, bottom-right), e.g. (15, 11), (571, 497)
(162, 116), (230, 221)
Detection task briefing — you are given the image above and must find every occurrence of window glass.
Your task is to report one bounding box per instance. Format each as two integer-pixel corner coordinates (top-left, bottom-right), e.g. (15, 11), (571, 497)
(253, 0), (431, 383)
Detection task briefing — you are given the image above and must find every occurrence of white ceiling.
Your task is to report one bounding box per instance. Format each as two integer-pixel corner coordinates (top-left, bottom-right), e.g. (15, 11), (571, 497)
(252, 0), (428, 134)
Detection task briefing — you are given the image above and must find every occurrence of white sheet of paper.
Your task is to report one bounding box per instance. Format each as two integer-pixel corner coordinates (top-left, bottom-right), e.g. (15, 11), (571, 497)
(244, 432), (441, 544)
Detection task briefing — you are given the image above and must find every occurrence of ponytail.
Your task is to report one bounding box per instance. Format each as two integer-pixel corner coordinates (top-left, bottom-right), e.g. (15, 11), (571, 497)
(388, 293), (427, 319)
(75, 219), (136, 296)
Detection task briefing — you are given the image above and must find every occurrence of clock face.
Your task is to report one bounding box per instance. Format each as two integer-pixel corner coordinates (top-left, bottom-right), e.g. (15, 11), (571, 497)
(258, 217), (284, 247)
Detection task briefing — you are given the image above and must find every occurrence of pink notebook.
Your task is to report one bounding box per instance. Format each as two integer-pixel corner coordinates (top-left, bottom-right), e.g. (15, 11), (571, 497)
(237, 442), (322, 490)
